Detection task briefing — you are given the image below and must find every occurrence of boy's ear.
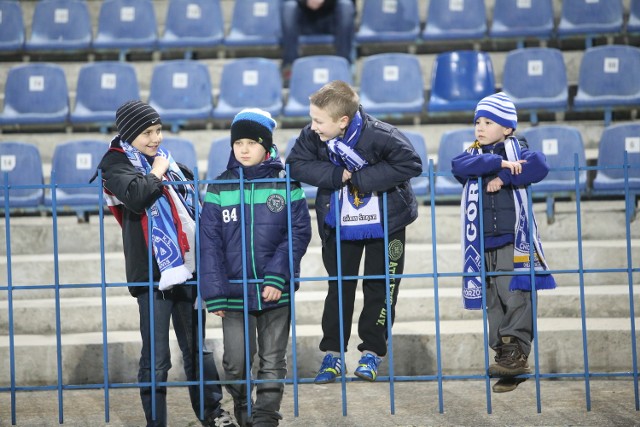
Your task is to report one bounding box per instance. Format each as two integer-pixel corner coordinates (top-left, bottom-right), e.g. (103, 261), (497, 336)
(338, 115), (350, 129)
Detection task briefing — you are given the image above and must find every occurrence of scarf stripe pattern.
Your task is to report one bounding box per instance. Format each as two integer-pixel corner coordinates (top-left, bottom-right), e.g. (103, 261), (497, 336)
(460, 137), (555, 310)
(105, 137), (198, 291)
(324, 111), (384, 240)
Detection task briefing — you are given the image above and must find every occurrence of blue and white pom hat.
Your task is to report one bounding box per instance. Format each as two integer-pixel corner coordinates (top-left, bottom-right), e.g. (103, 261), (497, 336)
(230, 108), (277, 152)
(473, 92), (518, 130)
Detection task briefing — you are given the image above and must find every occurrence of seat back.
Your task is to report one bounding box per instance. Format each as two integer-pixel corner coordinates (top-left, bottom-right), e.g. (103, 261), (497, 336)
(71, 61), (140, 124)
(205, 137), (231, 182)
(422, 0), (487, 40)
(93, 0), (157, 49)
(359, 53), (424, 115)
(400, 130), (429, 197)
(629, 0), (640, 33)
(428, 51), (495, 112)
(46, 140), (108, 206)
(0, 142), (44, 208)
(26, 0), (92, 51)
(0, 0), (25, 51)
(162, 137), (198, 173)
(356, 0), (420, 42)
(593, 123), (640, 191)
(558, 0), (623, 36)
(224, 0), (281, 46)
(520, 125), (587, 193)
(148, 60), (213, 123)
(502, 48), (568, 110)
(490, 0), (553, 39)
(0, 63), (69, 125)
(575, 45), (640, 102)
(283, 55), (352, 117)
(213, 58), (282, 119)
(435, 128), (475, 196)
(161, 0), (224, 47)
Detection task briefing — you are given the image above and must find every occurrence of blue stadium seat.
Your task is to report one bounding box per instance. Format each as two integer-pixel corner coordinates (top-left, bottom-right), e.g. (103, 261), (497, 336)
(428, 51), (495, 113)
(435, 128), (475, 197)
(158, 0), (224, 58)
(212, 58), (283, 120)
(359, 53), (424, 120)
(25, 0), (92, 52)
(0, 0), (25, 52)
(501, 48), (568, 125)
(162, 137), (198, 174)
(0, 142), (44, 209)
(148, 60), (213, 132)
(45, 140), (107, 219)
(557, 0), (623, 48)
(70, 61), (140, 131)
(629, 0), (640, 33)
(520, 125), (587, 223)
(489, 0), (554, 48)
(573, 45), (640, 126)
(422, 0), (487, 41)
(283, 55), (352, 117)
(592, 123), (640, 222)
(284, 136), (317, 201)
(355, 0), (420, 45)
(400, 130), (429, 199)
(0, 63), (69, 126)
(224, 0), (281, 48)
(93, 0), (158, 60)
(205, 136), (231, 183)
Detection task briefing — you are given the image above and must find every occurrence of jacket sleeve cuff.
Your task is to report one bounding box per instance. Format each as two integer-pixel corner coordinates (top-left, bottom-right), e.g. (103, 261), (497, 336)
(263, 274), (286, 291)
(204, 297), (227, 313)
(497, 169), (512, 185)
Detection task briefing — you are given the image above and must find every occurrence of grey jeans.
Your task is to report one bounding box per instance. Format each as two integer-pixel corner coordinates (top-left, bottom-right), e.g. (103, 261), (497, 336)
(222, 307), (291, 426)
(485, 244), (533, 355)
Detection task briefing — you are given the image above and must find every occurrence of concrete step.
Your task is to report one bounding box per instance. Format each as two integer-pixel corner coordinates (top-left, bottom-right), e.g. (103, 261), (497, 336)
(1, 201), (636, 256)
(1, 238), (638, 294)
(2, 286), (638, 336)
(1, 317), (638, 386)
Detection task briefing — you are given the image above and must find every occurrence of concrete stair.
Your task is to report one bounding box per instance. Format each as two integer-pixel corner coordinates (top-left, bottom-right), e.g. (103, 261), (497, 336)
(1, 201), (639, 386)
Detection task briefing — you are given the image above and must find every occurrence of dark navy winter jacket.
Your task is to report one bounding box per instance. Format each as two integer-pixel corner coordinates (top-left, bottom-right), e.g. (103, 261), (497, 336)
(451, 138), (549, 247)
(286, 108), (423, 244)
(199, 150), (312, 313)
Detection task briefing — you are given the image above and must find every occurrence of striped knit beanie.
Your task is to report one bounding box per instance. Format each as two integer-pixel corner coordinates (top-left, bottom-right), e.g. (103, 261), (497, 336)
(474, 92), (517, 130)
(115, 100), (162, 143)
(230, 108), (277, 152)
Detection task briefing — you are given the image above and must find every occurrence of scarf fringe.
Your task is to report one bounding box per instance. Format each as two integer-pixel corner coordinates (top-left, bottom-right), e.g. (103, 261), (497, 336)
(510, 273), (557, 292)
(159, 265), (193, 291)
(340, 224), (384, 241)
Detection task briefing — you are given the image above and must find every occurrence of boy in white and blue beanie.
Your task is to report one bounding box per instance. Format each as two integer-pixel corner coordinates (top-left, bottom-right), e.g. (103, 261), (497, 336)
(474, 91), (518, 131)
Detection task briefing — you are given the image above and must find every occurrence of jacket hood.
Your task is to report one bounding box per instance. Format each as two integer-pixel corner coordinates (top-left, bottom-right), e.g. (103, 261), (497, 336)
(225, 145), (284, 179)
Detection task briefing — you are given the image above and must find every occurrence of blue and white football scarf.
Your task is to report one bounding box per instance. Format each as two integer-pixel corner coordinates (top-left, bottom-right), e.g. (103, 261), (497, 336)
(461, 137), (556, 310)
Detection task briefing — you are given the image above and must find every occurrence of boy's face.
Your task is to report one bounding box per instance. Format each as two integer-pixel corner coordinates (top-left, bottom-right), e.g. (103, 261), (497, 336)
(233, 138), (267, 167)
(309, 104), (349, 142)
(131, 124), (163, 156)
(474, 117), (512, 146)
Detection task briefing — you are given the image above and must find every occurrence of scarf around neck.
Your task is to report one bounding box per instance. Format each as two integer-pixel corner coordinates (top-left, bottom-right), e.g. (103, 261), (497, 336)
(324, 111), (384, 240)
(104, 136), (199, 291)
(460, 136), (556, 310)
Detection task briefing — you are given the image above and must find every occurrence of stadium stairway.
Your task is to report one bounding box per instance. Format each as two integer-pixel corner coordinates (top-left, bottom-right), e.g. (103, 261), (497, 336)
(1, 200), (638, 386)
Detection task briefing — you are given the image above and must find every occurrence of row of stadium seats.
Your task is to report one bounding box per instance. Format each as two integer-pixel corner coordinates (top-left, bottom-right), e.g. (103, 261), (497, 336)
(2, 123), (638, 223)
(2, 0), (639, 60)
(2, 46), (639, 132)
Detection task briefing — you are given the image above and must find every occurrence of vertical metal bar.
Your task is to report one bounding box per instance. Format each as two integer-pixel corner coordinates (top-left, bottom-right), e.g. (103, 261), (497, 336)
(381, 192), (395, 414)
(428, 161), (444, 414)
(97, 170), (111, 422)
(333, 189), (348, 415)
(49, 171), (64, 424)
(192, 168), (206, 420)
(622, 151), (639, 409)
(285, 165), (300, 417)
(574, 154), (591, 410)
(477, 175), (492, 414)
(147, 203), (156, 421)
(3, 173), (17, 425)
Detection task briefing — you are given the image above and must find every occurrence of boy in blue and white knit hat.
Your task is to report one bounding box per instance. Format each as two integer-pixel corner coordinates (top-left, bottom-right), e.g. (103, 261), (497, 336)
(451, 92), (556, 393)
(200, 108), (312, 426)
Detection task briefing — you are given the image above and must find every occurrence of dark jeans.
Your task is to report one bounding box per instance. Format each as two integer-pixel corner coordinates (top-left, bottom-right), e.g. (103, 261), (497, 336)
(320, 229), (406, 357)
(137, 289), (223, 427)
(281, 0), (356, 65)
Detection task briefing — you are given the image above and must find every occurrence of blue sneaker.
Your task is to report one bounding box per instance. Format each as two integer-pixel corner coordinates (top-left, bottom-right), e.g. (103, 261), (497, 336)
(354, 353), (381, 382)
(314, 354), (343, 384)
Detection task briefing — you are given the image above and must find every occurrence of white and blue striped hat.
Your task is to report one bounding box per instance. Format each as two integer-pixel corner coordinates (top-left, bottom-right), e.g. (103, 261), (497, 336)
(474, 92), (517, 129)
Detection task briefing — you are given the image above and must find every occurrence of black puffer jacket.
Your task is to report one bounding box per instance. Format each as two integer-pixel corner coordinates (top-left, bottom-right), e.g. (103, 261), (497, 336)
(286, 108), (423, 244)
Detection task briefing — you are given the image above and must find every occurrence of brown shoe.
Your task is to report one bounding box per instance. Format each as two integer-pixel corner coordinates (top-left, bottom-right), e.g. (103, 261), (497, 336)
(488, 336), (531, 377)
(492, 377), (527, 393)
